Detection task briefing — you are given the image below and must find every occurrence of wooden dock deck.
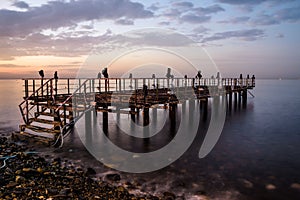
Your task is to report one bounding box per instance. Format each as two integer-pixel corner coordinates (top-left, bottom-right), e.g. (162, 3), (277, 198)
(16, 77), (255, 145)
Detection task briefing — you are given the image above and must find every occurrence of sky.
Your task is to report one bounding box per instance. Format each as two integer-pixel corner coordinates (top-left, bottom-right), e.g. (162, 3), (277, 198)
(0, 0), (299, 79)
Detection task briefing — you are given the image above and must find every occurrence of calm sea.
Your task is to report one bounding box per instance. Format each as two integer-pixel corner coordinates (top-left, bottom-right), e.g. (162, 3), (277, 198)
(0, 79), (300, 199)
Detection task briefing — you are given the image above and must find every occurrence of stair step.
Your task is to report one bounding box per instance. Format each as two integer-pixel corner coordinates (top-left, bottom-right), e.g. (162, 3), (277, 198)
(25, 125), (60, 134)
(17, 131), (54, 141)
(38, 112), (73, 119)
(29, 118), (61, 125)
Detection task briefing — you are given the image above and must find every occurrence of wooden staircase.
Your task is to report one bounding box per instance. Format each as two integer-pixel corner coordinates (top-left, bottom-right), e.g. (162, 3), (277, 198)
(18, 78), (92, 146)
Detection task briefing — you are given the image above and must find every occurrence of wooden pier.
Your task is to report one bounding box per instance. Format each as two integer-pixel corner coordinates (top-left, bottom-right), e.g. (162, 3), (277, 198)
(16, 76), (255, 145)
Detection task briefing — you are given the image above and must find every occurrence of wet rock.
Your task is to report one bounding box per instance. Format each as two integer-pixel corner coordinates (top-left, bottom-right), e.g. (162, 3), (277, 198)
(266, 184), (276, 190)
(15, 175), (25, 183)
(241, 179), (253, 188)
(105, 173), (121, 182)
(291, 183), (300, 190)
(163, 191), (176, 200)
(85, 167), (96, 176)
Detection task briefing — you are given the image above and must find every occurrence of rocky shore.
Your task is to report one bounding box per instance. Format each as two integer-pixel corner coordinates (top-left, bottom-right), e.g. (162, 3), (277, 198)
(0, 136), (165, 200)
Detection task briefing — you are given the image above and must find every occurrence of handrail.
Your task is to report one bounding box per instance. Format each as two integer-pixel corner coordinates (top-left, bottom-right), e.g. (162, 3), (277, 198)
(55, 79), (90, 112)
(19, 78), (54, 124)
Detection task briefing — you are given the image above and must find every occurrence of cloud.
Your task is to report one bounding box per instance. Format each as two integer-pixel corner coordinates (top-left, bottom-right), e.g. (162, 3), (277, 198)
(0, 29), (114, 60)
(12, 1), (29, 9)
(251, 6), (300, 25)
(115, 18), (134, 25)
(180, 14), (211, 24)
(0, 0), (153, 37)
(216, 0), (294, 5)
(219, 16), (250, 24)
(193, 25), (210, 33)
(202, 29), (265, 42)
(193, 4), (225, 15)
(162, 4), (224, 24)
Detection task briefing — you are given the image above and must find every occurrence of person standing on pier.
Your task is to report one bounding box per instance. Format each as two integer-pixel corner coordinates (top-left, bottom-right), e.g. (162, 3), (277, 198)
(102, 68), (109, 92)
(196, 70), (202, 86)
(252, 75), (256, 87)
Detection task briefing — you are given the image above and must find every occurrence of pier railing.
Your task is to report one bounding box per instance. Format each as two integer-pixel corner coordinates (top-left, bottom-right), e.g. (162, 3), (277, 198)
(22, 77), (255, 98)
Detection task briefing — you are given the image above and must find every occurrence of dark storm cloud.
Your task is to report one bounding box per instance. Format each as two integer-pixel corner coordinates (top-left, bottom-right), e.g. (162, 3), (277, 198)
(180, 14), (211, 24)
(219, 16), (250, 24)
(202, 29), (265, 42)
(163, 4), (224, 24)
(216, 0), (294, 5)
(115, 18), (134, 25)
(0, 0), (153, 37)
(252, 6), (300, 25)
(12, 1), (30, 9)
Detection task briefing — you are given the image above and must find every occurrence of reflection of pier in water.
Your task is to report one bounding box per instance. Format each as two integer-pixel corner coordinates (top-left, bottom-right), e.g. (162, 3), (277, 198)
(16, 77), (255, 145)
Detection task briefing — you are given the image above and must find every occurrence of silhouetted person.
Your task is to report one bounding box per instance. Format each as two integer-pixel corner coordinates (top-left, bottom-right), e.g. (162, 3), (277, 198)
(129, 73), (133, 79)
(239, 74), (243, 79)
(247, 74), (250, 79)
(97, 72), (101, 79)
(239, 74), (243, 86)
(252, 75), (255, 86)
(54, 71), (58, 80)
(166, 68), (174, 79)
(196, 70), (202, 79)
(143, 84), (148, 102)
(102, 67), (108, 78)
(152, 74), (155, 79)
(184, 75), (187, 79)
(39, 70), (44, 79)
(216, 72), (220, 79)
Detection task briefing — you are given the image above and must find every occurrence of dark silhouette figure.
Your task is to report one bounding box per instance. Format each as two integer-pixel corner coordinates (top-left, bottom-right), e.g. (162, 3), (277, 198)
(216, 72), (220, 79)
(239, 74), (243, 79)
(54, 71), (58, 80)
(39, 70), (44, 78)
(102, 68), (109, 78)
(196, 70), (202, 79)
(247, 74), (250, 79)
(97, 72), (101, 79)
(152, 74), (155, 79)
(129, 73), (133, 79)
(184, 75), (187, 79)
(252, 75), (256, 86)
(166, 68), (174, 79)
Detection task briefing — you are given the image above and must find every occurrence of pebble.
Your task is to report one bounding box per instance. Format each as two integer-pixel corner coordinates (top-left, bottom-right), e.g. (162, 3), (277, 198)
(106, 173), (121, 182)
(290, 183), (300, 190)
(266, 184), (276, 190)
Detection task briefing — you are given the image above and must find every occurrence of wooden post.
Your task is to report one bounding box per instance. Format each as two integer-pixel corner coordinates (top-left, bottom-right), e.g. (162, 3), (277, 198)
(85, 109), (92, 137)
(130, 106), (135, 122)
(234, 91), (237, 110)
(242, 89), (247, 108)
(103, 108), (108, 134)
(67, 79), (70, 94)
(32, 80), (35, 97)
(143, 106), (149, 126)
(228, 87), (232, 111)
(169, 103), (177, 133)
(25, 79), (29, 98)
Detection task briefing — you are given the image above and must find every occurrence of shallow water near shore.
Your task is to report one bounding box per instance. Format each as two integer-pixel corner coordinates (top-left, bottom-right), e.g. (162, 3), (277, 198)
(1, 79), (300, 199)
